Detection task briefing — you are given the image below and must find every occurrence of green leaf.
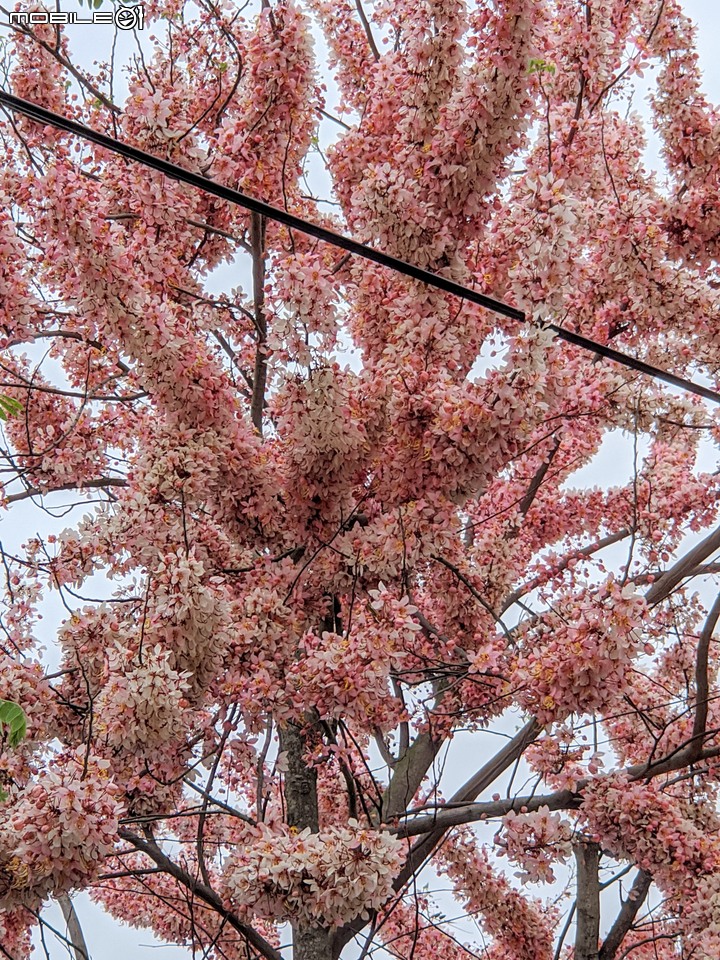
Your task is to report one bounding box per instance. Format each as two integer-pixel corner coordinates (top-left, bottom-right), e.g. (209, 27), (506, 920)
(528, 58), (556, 76)
(0, 700), (27, 747)
(0, 396), (21, 422)
(93, 0), (103, 8)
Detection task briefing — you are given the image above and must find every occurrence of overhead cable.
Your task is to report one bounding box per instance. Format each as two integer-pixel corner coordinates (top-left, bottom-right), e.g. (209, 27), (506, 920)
(1, 89), (719, 406)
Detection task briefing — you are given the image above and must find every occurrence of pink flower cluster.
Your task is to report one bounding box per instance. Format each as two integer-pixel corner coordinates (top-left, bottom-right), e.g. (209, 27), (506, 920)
(582, 775), (719, 884)
(93, 644), (191, 752)
(0, 752), (123, 908)
(0, 908), (33, 958)
(273, 365), (373, 499)
(268, 252), (338, 365)
(223, 822), (404, 927)
(441, 831), (556, 960)
(148, 549), (234, 696)
(285, 586), (419, 730)
(496, 806), (573, 883)
(513, 577), (648, 723)
(581, 774), (720, 956)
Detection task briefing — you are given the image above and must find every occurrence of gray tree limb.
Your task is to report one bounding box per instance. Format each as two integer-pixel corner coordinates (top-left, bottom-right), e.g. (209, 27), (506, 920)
(574, 842), (601, 960)
(598, 870), (652, 960)
(58, 895), (89, 960)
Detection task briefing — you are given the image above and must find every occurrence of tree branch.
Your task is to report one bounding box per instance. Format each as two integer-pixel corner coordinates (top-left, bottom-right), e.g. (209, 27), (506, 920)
(598, 870), (652, 960)
(393, 737), (720, 839)
(354, 0), (380, 61)
(393, 787), (579, 839)
(501, 529), (631, 613)
(57, 895), (89, 960)
(117, 829), (283, 960)
(515, 436), (561, 521)
(3, 477), (127, 505)
(644, 523), (720, 607)
(381, 729), (442, 822)
(691, 590), (720, 759)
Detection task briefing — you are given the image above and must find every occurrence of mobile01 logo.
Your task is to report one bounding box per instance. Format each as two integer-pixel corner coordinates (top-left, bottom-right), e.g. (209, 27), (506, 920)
(8, 5), (144, 29)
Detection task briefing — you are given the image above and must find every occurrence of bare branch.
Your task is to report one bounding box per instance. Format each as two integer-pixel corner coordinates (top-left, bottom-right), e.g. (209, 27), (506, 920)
(515, 436), (561, 521)
(394, 787), (578, 839)
(501, 529), (631, 613)
(57, 895), (89, 960)
(644, 523), (720, 607)
(354, 0), (380, 61)
(381, 729), (442, 822)
(3, 477), (127, 505)
(118, 829), (283, 960)
(599, 870), (653, 960)
(393, 736), (720, 839)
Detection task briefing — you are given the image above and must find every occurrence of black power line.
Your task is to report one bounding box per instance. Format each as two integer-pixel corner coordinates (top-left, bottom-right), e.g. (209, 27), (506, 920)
(1, 89), (719, 406)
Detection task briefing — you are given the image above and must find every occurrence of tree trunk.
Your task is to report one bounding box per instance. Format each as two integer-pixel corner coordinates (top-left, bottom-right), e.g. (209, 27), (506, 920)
(575, 841), (601, 960)
(294, 926), (334, 960)
(280, 719), (333, 960)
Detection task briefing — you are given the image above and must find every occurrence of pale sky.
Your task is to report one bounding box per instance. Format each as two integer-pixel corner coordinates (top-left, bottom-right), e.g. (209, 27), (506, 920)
(9, 0), (720, 957)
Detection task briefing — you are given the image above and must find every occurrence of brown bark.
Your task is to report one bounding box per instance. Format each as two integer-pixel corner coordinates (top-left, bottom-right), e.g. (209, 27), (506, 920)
(644, 523), (720, 607)
(280, 720), (333, 960)
(280, 720), (320, 834)
(574, 842), (601, 960)
(691, 591), (720, 758)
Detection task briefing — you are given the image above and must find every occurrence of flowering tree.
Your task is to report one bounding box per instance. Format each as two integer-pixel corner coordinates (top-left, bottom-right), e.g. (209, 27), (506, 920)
(0, 0), (719, 958)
